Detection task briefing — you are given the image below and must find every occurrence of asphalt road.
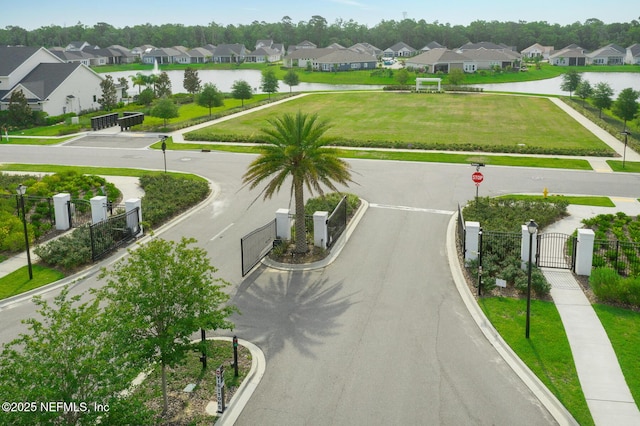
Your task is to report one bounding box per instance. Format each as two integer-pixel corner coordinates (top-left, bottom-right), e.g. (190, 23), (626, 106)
(2, 141), (639, 424)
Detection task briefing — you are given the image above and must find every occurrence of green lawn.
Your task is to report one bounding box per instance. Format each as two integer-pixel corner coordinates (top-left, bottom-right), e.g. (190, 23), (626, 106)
(498, 194), (615, 207)
(479, 297), (593, 426)
(593, 305), (640, 407)
(185, 92), (612, 155)
(0, 265), (64, 300)
(154, 137), (593, 170)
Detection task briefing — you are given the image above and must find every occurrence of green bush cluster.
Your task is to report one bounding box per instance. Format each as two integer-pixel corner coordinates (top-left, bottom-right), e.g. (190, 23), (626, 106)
(590, 267), (640, 307)
(469, 255), (550, 296)
(463, 196), (569, 232)
(304, 192), (360, 216)
(139, 174), (210, 228)
(34, 226), (93, 270)
(582, 212), (640, 276)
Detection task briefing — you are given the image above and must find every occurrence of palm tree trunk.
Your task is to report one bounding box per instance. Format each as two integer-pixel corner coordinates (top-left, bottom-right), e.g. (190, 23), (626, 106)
(294, 178), (307, 254)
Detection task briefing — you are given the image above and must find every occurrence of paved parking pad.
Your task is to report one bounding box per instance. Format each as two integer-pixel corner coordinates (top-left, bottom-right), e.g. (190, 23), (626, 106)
(64, 133), (158, 149)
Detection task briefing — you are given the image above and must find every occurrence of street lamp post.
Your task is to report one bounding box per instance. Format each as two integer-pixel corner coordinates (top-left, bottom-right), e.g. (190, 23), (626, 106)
(621, 130), (631, 169)
(525, 219), (538, 339)
(16, 184), (33, 280)
(160, 135), (167, 173)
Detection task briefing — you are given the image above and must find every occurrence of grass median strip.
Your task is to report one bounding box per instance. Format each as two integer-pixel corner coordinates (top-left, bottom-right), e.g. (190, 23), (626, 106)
(479, 297), (594, 426)
(0, 265), (64, 300)
(156, 138), (593, 170)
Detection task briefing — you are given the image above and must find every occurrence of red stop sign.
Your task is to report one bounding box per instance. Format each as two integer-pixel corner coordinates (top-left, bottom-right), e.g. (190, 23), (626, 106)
(472, 171), (484, 184)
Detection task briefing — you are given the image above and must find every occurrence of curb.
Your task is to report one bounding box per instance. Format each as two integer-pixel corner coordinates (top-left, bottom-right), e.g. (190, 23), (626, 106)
(261, 199), (369, 272)
(213, 337), (266, 425)
(445, 213), (579, 426)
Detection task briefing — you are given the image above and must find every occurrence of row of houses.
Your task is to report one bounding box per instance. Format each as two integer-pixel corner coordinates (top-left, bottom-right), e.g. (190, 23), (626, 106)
(47, 38), (640, 72)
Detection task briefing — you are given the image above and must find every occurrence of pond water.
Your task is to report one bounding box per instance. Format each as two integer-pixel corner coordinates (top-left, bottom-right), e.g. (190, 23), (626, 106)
(471, 72), (640, 98)
(106, 69), (385, 94)
(105, 69), (639, 98)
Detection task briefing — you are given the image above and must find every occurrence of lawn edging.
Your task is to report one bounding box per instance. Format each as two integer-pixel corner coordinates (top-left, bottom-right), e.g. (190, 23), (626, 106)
(445, 212), (579, 426)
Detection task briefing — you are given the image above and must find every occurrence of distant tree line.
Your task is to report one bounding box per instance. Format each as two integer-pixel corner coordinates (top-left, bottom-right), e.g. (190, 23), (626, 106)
(2, 16), (640, 53)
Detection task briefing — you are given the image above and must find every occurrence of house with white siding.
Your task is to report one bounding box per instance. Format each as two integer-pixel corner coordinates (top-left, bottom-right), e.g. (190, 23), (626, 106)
(0, 46), (112, 116)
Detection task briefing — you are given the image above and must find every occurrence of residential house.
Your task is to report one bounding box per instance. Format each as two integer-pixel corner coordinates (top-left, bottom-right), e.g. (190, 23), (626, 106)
(587, 44), (626, 65)
(315, 49), (377, 72)
(49, 47), (94, 66)
(0, 46), (110, 116)
(287, 40), (317, 54)
(460, 48), (521, 71)
(142, 47), (184, 64)
(521, 43), (554, 60)
(188, 47), (213, 63)
(284, 47), (334, 69)
(626, 44), (640, 65)
(246, 46), (281, 63)
(349, 42), (383, 58)
(211, 43), (248, 63)
(255, 39), (285, 57)
(420, 41), (444, 52)
(65, 41), (92, 51)
(383, 42), (416, 58)
(131, 45), (155, 59)
(107, 45), (137, 64)
(457, 41), (515, 52)
(405, 48), (470, 73)
(171, 46), (192, 64)
(549, 44), (587, 66)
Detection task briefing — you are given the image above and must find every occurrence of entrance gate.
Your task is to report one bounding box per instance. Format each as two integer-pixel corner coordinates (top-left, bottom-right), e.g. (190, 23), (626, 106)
(240, 219), (277, 277)
(536, 233), (576, 270)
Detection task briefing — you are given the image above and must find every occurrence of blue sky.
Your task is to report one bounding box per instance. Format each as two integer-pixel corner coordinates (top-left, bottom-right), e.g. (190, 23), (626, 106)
(2, 0), (635, 30)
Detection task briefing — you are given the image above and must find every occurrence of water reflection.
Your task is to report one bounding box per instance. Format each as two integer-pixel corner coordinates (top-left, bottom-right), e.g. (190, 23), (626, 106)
(472, 72), (640, 98)
(106, 69), (385, 94)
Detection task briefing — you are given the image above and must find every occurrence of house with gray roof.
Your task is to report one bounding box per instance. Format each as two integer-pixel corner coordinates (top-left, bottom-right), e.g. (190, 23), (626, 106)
(405, 48), (471, 73)
(349, 42), (383, 58)
(549, 44), (587, 66)
(211, 44), (248, 63)
(246, 46), (282, 63)
(188, 47), (213, 63)
(587, 44), (626, 65)
(383, 42), (416, 58)
(315, 49), (377, 72)
(460, 48), (521, 70)
(283, 47), (335, 69)
(626, 44), (640, 65)
(0, 46), (108, 116)
(50, 47), (94, 66)
(420, 41), (444, 52)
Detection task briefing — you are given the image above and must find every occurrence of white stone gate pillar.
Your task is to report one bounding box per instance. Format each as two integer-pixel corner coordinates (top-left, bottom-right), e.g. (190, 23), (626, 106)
(53, 193), (70, 230)
(125, 198), (143, 237)
(575, 229), (595, 276)
(313, 211), (328, 249)
(275, 208), (291, 240)
(90, 195), (108, 224)
(465, 221), (480, 263)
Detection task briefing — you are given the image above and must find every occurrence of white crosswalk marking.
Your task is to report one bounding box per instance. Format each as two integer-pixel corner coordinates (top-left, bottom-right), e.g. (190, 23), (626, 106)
(369, 203), (454, 215)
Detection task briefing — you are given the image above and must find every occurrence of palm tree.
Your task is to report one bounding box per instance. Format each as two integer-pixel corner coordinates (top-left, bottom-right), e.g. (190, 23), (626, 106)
(243, 111), (353, 254)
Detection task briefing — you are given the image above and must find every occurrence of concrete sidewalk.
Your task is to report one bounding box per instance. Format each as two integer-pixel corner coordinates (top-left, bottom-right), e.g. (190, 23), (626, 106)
(542, 197), (640, 426)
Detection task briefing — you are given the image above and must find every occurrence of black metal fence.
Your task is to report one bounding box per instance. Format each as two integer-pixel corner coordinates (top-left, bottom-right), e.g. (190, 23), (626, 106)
(67, 199), (92, 228)
(593, 239), (640, 277)
(480, 230), (522, 262)
(327, 196), (347, 248)
(288, 213), (314, 242)
(241, 219), (277, 277)
(89, 207), (140, 261)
